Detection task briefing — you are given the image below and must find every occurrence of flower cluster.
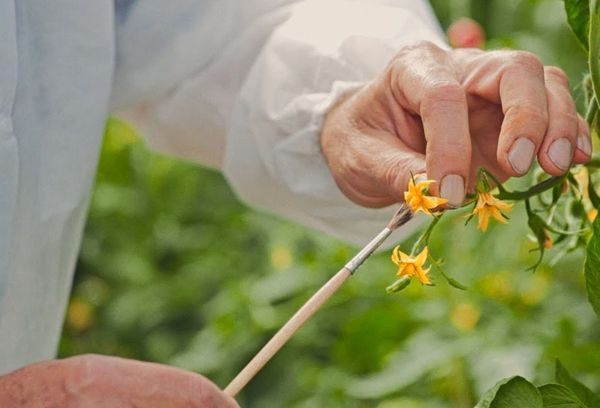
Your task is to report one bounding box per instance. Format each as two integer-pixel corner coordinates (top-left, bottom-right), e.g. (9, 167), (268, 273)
(391, 246), (431, 285)
(404, 178), (448, 215)
(471, 191), (513, 232)
(387, 167), (596, 293)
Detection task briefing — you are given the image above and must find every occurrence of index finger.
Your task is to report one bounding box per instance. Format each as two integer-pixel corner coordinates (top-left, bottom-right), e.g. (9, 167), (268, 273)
(496, 51), (549, 176)
(391, 42), (471, 207)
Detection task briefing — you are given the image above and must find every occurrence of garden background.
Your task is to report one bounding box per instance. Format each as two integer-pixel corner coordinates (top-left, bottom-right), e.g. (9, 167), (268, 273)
(59, 1), (600, 407)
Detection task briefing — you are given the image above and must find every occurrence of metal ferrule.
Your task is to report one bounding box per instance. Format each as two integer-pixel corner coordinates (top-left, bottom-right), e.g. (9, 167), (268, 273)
(344, 227), (393, 274)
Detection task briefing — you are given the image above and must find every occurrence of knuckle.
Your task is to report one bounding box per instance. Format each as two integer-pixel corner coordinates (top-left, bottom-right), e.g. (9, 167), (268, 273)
(429, 139), (471, 162)
(549, 112), (579, 137)
(510, 50), (543, 72)
(498, 50), (544, 76)
(528, 107), (549, 126)
(578, 116), (590, 133)
(412, 40), (442, 52)
(401, 40), (441, 54)
(63, 354), (104, 395)
(184, 375), (221, 408)
(421, 82), (465, 112)
(392, 40), (444, 67)
(545, 66), (569, 86)
(509, 104), (548, 124)
(383, 159), (402, 191)
(505, 105), (548, 136)
(558, 111), (579, 128)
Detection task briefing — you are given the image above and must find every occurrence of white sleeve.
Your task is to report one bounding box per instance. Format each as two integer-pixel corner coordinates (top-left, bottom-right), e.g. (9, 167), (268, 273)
(111, 0), (446, 247)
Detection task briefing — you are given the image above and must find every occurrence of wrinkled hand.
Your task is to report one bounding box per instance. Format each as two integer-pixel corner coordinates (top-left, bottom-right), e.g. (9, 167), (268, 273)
(0, 354), (238, 407)
(321, 41), (592, 208)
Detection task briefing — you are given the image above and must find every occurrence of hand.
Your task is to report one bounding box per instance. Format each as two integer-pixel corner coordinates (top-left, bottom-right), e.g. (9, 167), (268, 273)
(320, 41), (592, 208)
(0, 354), (238, 407)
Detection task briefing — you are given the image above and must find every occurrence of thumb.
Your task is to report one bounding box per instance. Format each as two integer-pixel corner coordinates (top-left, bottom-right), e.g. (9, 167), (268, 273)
(378, 147), (427, 205)
(332, 133), (427, 208)
(321, 85), (426, 208)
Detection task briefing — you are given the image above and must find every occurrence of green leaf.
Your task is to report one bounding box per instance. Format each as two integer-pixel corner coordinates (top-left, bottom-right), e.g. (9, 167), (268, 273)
(539, 384), (586, 407)
(475, 376), (543, 408)
(564, 0), (590, 51)
(589, 1), (600, 117)
(588, 172), (600, 209)
(556, 360), (600, 407)
(526, 200), (548, 271)
(444, 275), (468, 290)
(436, 264), (468, 290)
(552, 182), (563, 207)
(585, 216), (600, 318)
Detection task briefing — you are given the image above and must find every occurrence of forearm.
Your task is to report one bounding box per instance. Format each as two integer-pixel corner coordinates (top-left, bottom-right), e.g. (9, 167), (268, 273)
(110, 0), (445, 245)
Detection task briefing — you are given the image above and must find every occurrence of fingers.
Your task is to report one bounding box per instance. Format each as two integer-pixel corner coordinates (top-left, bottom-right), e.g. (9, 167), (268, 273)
(323, 124), (427, 208)
(321, 42), (590, 210)
(536, 66), (578, 175)
(390, 43), (471, 207)
(63, 354), (239, 407)
(420, 81), (471, 207)
(574, 114), (592, 163)
(496, 51), (548, 177)
(321, 82), (427, 208)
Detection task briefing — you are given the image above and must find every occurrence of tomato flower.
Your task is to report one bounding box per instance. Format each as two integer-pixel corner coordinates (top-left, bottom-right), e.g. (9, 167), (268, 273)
(404, 178), (448, 215)
(543, 229), (553, 249)
(391, 246), (432, 285)
(471, 191), (513, 231)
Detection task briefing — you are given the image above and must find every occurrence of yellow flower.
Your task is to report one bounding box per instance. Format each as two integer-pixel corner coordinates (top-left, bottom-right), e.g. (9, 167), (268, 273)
(471, 191), (513, 231)
(543, 229), (553, 249)
(404, 178), (448, 215)
(391, 246), (432, 285)
(589, 208), (598, 222)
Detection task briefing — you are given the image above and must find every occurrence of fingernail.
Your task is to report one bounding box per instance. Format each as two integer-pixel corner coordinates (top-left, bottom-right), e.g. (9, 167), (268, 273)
(548, 137), (573, 171)
(508, 137), (536, 175)
(576, 133), (592, 157)
(440, 174), (465, 207)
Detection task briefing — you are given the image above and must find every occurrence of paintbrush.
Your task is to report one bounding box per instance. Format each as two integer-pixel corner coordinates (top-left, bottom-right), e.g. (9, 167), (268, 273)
(224, 204), (413, 397)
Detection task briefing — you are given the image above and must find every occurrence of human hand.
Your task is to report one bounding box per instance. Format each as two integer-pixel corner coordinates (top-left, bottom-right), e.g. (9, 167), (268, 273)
(320, 41), (592, 208)
(0, 354), (238, 407)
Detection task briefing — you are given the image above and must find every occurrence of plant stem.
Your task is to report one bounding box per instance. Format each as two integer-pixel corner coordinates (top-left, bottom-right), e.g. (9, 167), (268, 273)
(586, 157), (600, 168)
(495, 175), (565, 201)
(589, 0), (600, 119)
(411, 214), (441, 254)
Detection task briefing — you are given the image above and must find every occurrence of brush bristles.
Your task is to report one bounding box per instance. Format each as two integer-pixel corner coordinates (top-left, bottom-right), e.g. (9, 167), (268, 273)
(386, 204), (413, 230)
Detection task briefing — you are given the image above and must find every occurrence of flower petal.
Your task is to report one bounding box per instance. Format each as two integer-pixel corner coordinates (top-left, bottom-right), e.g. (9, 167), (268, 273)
(414, 246), (429, 266)
(397, 263), (414, 278)
(391, 246), (402, 265)
(489, 206), (508, 224)
(416, 266), (431, 285)
(398, 249), (412, 263)
(477, 209), (490, 231)
(422, 196), (447, 210)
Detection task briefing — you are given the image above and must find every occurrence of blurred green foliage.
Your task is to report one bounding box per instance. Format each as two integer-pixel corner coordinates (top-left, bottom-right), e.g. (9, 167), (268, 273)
(60, 1), (600, 407)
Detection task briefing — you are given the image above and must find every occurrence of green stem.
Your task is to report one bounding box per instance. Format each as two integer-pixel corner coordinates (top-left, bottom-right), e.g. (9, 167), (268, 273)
(586, 157), (600, 168)
(495, 175), (565, 201)
(479, 168), (507, 194)
(411, 214), (442, 254)
(586, 96), (598, 125)
(589, 0), (600, 117)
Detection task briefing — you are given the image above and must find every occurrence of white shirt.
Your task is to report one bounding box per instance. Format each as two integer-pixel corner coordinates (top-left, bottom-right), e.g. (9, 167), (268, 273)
(0, 0), (444, 374)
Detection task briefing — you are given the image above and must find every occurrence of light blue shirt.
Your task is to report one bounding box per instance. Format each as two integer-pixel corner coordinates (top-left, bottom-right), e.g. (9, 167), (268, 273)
(0, 0), (441, 374)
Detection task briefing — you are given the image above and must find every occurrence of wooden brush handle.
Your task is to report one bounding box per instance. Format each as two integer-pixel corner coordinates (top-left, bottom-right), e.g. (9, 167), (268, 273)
(224, 267), (352, 397)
